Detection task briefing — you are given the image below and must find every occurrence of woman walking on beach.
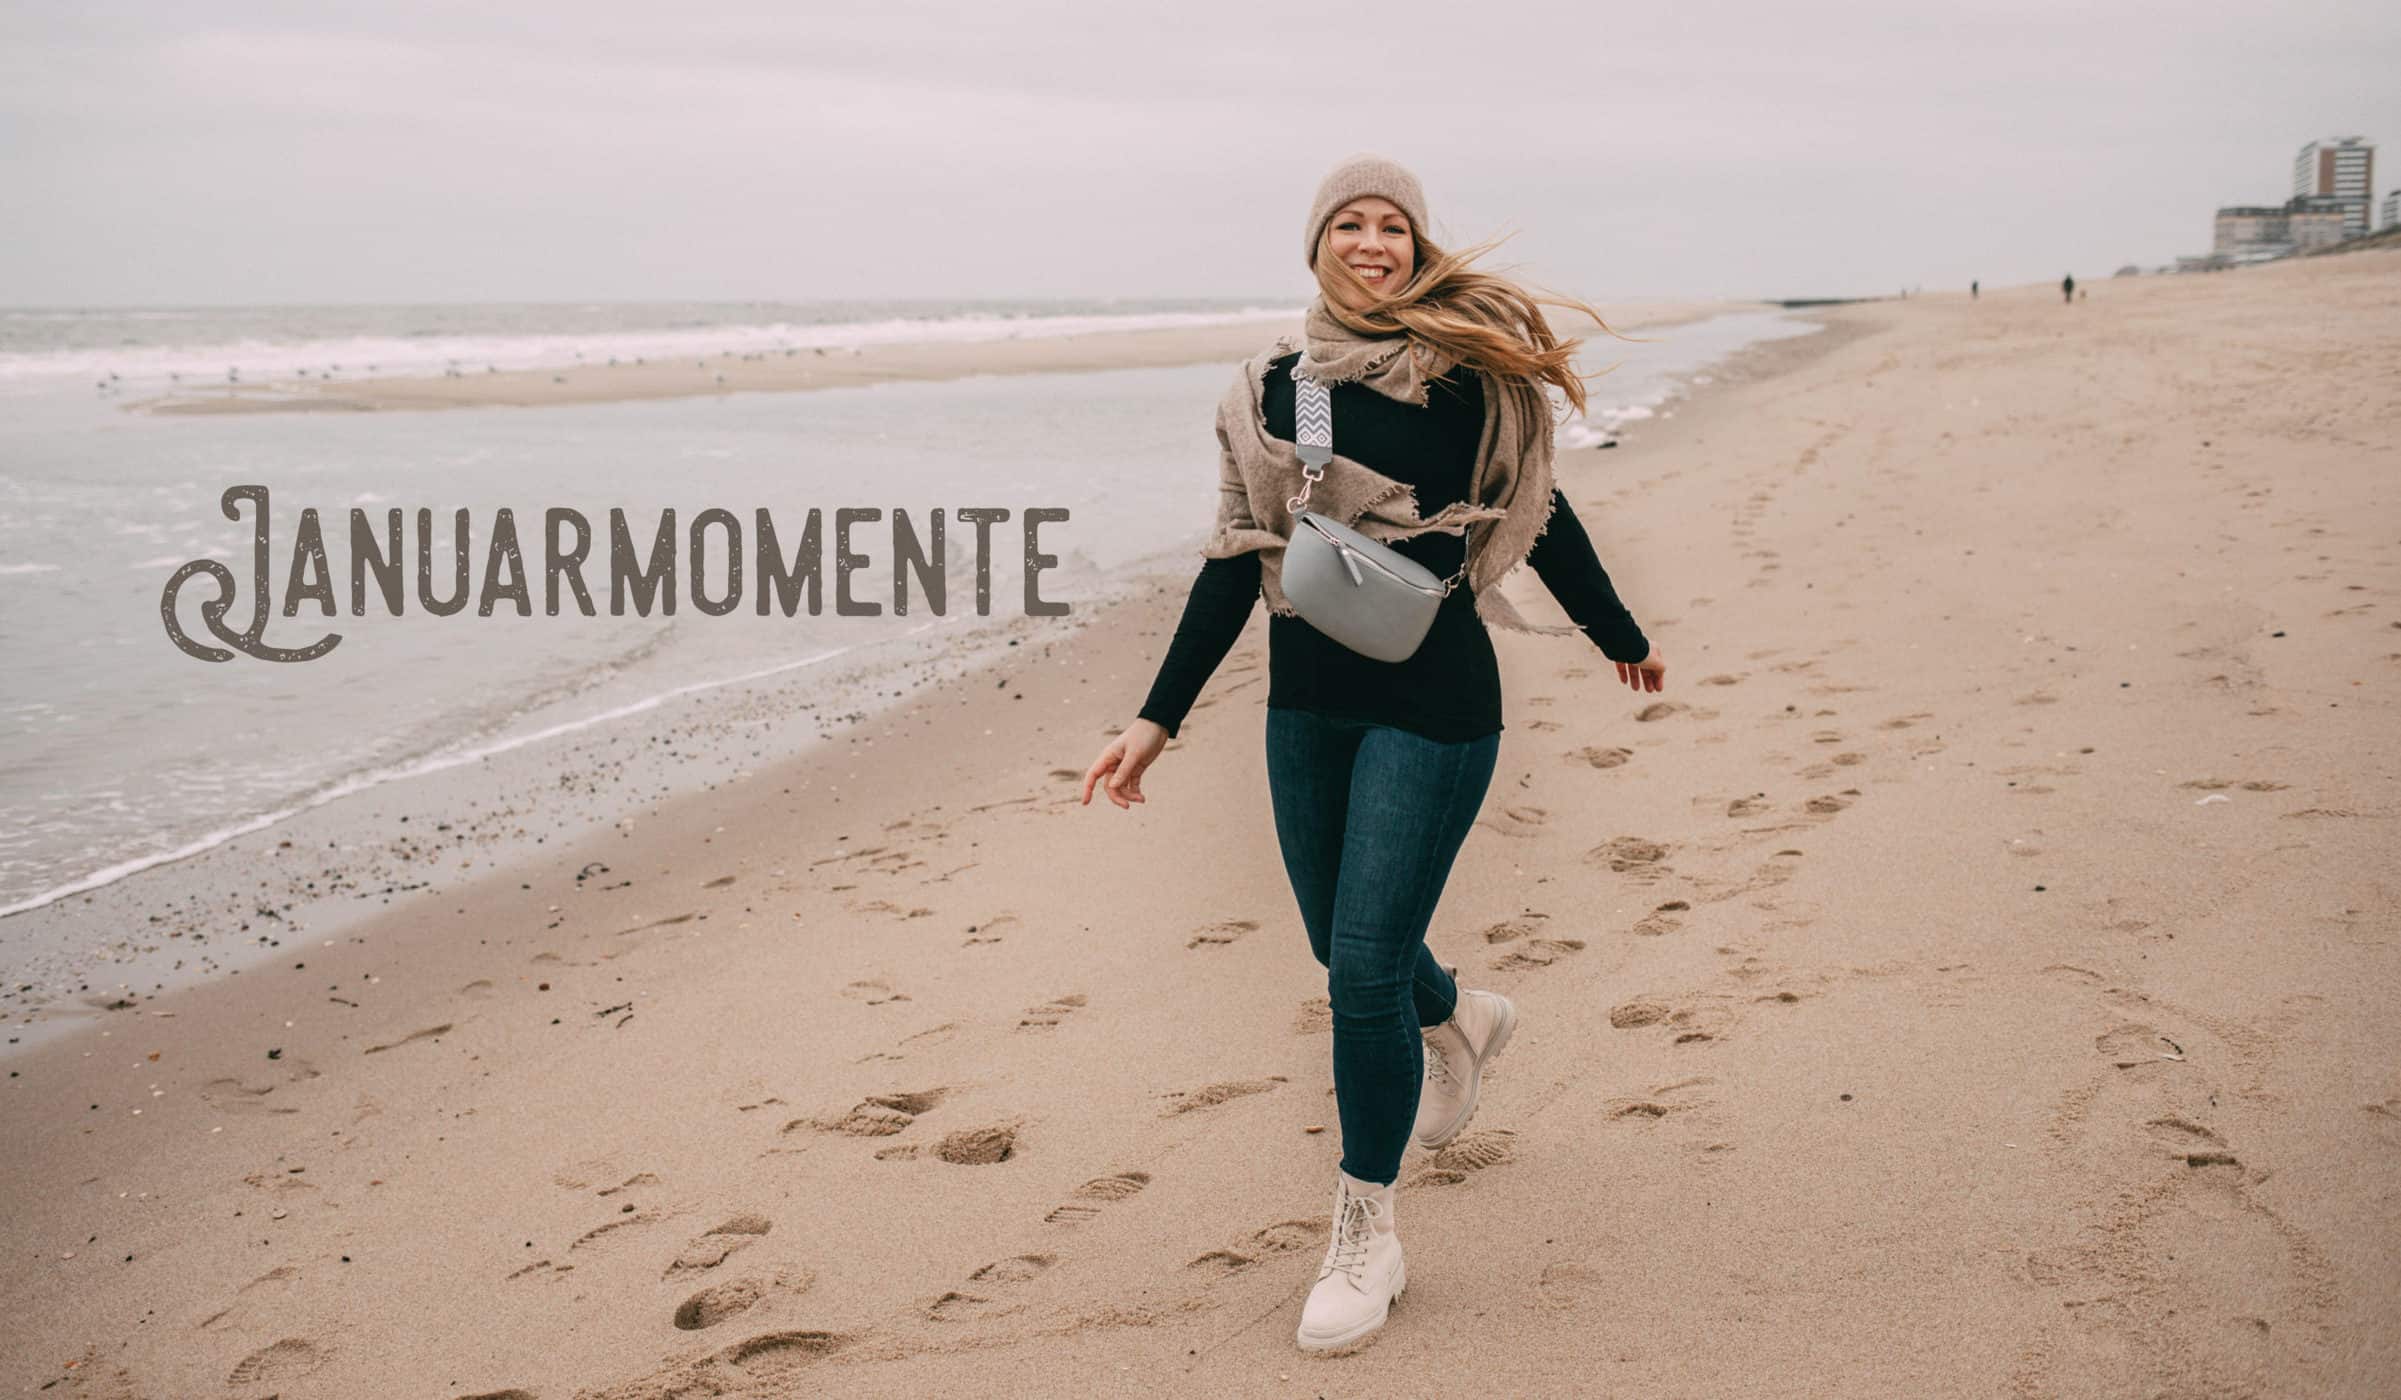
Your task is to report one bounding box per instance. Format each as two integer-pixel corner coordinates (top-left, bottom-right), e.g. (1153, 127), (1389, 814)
(1081, 154), (1666, 1354)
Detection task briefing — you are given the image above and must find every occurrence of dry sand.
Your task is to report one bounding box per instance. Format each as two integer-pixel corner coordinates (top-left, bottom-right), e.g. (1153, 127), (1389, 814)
(7, 254), (2398, 1398)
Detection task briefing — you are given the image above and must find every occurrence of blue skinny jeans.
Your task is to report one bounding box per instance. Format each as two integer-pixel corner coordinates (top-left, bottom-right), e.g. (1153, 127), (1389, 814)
(1263, 705), (1500, 1186)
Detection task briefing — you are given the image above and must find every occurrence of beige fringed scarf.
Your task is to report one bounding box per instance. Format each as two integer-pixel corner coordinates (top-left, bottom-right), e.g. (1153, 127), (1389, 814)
(1201, 297), (1583, 638)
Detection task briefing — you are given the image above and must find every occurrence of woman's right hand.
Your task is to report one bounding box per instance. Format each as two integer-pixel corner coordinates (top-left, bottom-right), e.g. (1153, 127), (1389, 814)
(1081, 719), (1170, 809)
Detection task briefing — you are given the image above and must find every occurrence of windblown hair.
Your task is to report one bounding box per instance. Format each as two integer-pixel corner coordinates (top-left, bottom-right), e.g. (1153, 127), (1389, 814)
(1315, 223), (1634, 416)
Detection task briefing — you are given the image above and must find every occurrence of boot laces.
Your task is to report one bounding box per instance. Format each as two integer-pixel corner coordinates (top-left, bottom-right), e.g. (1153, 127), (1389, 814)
(1423, 1034), (1458, 1089)
(1321, 1191), (1381, 1285)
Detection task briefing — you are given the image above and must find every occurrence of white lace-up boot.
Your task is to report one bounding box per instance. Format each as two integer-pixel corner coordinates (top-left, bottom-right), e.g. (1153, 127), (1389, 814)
(1296, 1169), (1405, 1352)
(1413, 983), (1518, 1150)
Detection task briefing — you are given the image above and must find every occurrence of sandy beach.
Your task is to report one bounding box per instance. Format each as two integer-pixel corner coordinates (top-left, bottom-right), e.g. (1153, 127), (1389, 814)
(6, 250), (2398, 1398)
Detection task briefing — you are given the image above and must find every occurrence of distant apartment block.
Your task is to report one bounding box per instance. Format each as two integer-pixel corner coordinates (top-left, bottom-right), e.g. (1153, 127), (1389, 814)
(2294, 137), (2375, 238)
(2385, 189), (2401, 231)
(2214, 200), (2351, 259)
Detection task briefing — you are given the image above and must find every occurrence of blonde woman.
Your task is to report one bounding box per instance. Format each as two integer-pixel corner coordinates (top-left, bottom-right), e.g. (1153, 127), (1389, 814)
(1082, 153), (1666, 1353)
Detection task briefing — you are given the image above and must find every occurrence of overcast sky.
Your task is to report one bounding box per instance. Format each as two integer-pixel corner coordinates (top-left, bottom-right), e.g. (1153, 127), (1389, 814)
(3, 0), (2394, 306)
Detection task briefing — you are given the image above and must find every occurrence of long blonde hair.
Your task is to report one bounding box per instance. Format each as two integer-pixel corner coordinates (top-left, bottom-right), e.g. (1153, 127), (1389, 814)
(1315, 224), (1634, 417)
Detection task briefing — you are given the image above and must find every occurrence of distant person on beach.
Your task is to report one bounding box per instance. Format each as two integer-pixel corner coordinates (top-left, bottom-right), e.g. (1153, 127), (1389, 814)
(1082, 153), (1665, 1355)
(1971, 280), (1979, 299)
(2062, 274), (2075, 304)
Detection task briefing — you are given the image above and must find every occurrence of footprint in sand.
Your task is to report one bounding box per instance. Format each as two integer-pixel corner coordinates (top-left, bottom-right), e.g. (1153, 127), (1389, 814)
(713, 1331), (846, 1384)
(1160, 1077), (1284, 1116)
(840, 979), (910, 1006)
(1664, 1005), (1738, 1044)
(800, 1088), (951, 1138)
(1017, 993), (1086, 1031)
(1699, 674), (1743, 687)
(857, 898), (935, 920)
(1187, 1218), (1326, 1277)
(946, 1126), (1027, 1169)
(197, 1265), (301, 1332)
(1724, 794), (1771, 818)
(1633, 701), (1689, 722)
(962, 912), (1020, 947)
(453, 1390), (538, 1400)
(879, 1125), (1019, 1165)
(854, 1021), (960, 1066)
(1589, 836), (1672, 879)
(1043, 1170), (1151, 1225)
(1479, 913), (1552, 944)
(1803, 790), (1859, 815)
(1688, 853), (1801, 905)
(1572, 745), (1634, 769)
(2095, 1022), (2188, 1070)
(199, 1060), (319, 1116)
(1292, 997), (1332, 1034)
(674, 1267), (814, 1331)
(1631, 900), (1689, 937)
(1536, 1260), (1611, 1311)
(926, 1253), (1058, 1321)
(2143, 1116), (2229, 1161)
(228, 1338), (331, 1386)
(1409, 1129), (1518, 1187)
(665, 1215), (773, 1277)
(565, 1330), (851, 1399)
(1493, 938), (1586, 972)
(1604, 1076), (1715, 1123)
(1187, 918), (1260, 950)
(567, 1210), (665, 1256)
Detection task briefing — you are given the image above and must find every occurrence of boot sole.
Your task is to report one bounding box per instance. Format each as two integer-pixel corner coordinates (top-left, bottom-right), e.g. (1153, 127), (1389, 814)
(1296, 1259), (1406, 1354)
(1413, 996), (1518, 1152)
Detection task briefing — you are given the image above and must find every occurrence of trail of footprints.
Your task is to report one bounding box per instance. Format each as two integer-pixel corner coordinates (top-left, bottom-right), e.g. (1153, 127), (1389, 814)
(558, 686), (1908, 1391)
(2009, 969), (2343, 1391)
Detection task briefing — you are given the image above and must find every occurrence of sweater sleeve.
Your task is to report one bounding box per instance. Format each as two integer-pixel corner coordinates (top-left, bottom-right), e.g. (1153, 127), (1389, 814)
(1526, 488), (1652, 664)
(1136, 550), (1261, 739)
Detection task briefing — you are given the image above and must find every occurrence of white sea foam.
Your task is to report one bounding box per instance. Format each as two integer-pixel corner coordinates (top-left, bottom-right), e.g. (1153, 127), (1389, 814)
(0, 305), (1302, 387)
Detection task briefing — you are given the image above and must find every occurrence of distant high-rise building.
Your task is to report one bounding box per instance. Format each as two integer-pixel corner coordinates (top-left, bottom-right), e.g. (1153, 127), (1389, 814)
(2385, 189), (2401, 231)
(2293, 137), (2374, 238)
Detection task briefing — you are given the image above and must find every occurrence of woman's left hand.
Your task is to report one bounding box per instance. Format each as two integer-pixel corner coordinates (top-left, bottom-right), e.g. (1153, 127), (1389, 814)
(1615, 645), (1665, 693)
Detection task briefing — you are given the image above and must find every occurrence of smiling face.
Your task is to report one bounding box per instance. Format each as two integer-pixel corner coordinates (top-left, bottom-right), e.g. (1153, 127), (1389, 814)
(1322, 196), (1415, 306)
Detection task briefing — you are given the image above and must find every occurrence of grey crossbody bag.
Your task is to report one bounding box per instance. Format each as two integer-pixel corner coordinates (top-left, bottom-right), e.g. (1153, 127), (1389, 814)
(1279, 360), (1476, 663)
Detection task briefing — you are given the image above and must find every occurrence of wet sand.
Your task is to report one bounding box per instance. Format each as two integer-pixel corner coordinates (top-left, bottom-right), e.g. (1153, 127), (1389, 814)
(7, 253), (2399, 1397)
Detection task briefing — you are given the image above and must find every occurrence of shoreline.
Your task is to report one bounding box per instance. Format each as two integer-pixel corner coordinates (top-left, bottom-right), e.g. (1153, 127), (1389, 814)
(7, 253), (2397, 1395)
(123, 300), (1750, 416)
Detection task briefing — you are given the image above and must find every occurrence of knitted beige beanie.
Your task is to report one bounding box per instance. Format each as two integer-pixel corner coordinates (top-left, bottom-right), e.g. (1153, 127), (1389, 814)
(1302, 153), (1432, 269)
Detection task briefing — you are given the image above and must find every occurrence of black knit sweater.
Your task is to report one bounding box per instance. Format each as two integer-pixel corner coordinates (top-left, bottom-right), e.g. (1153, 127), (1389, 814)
(1138, 350), (1651, 743)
